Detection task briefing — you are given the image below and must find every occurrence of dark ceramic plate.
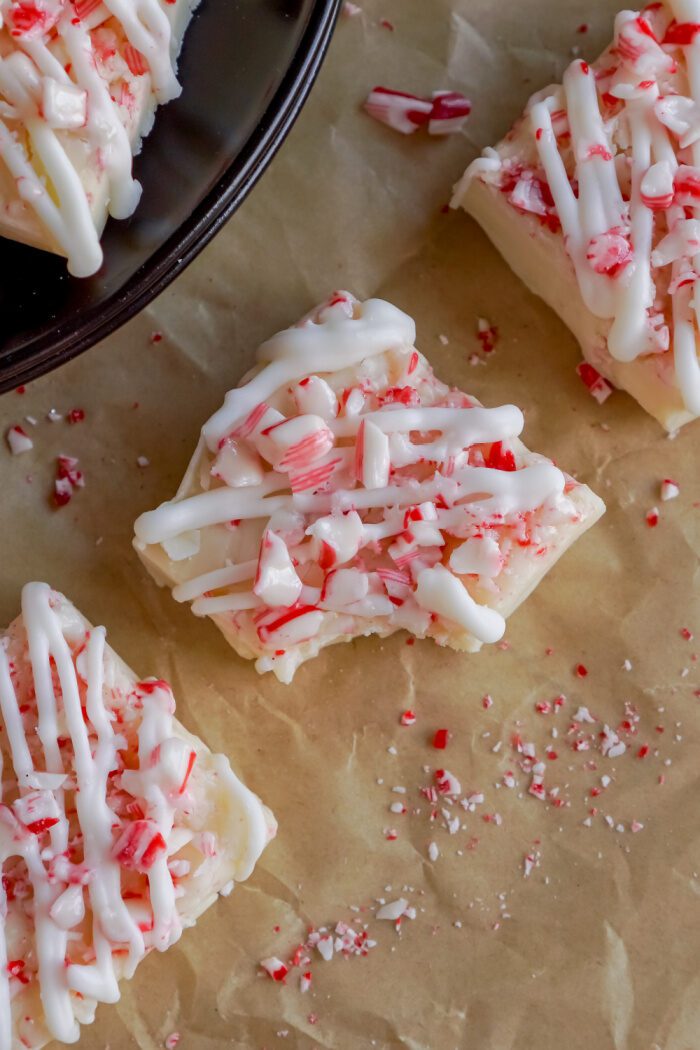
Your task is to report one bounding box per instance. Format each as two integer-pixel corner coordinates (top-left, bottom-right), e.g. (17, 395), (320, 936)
(0, 0), (340, 392)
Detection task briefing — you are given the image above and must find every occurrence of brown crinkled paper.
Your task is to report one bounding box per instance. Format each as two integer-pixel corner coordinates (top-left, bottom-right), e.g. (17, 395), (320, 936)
(1, 0), (699, 1047)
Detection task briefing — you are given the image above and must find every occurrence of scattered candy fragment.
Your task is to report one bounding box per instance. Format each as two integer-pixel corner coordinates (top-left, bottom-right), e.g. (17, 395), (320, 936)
(400, 709), (417, 726)
(376, 898), (408, 921)
(435, 769), (461, 795)
(6, 425), (33, 455)
(477, 317), (498, 353)
(427, 841), (440, 862)
(660, 478), (680, 501)
(432, 728), (449, 749)
(576, 361), (614, 404)
(53, 455), (84, 507)
(428, 91), (472, 135)
(523, 852), (539, 878)
(260, 957), (289, 982)
(646, 507), (659, 527)
(316, 935), (334, 962)
(600, 725), (626, 759)
(164, 1035), (180, 1050)
(364, 86), (470, 136)
(67, 408), (85, 424)
(364, 87), (432, 134)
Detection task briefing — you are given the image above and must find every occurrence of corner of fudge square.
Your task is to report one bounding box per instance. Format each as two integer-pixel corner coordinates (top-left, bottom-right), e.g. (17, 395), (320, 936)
(134, 292), (605, 684)
(0, 582), (274, 1049)
(453, 2), (700, 432)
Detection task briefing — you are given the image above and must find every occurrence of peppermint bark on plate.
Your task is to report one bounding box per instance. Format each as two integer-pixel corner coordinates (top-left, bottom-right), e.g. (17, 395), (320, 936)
(453, 2), (700, 431)
(0, 0), (198, 277)
(0, 582), (275, 1050)
(133, 293), (605, 684)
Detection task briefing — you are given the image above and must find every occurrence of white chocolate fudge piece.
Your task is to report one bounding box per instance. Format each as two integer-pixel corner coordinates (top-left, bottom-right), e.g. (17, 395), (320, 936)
(0, 0), (198, 277)
(453, 1), (700, 431)
(133, 293), (605, 684)
(0, 582), (275, 1050)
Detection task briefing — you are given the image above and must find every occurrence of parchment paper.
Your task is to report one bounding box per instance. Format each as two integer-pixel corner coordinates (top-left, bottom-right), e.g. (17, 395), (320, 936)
(1, 0), (699, 1047)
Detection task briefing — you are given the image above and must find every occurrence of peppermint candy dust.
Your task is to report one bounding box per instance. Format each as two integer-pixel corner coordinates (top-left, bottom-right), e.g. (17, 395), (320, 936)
(455, 0), (700, 431)
(0, 584), (274, 1049)
(0, 0), (199, 276)
(134, 293), (604, 684)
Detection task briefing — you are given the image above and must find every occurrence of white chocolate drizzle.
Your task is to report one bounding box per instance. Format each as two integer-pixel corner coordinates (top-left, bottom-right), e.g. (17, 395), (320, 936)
(135, 294), (582, 679)
(0, 0), (186, 276)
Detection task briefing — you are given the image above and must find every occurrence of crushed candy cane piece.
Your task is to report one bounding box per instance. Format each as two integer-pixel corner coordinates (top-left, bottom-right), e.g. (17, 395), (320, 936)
(601, 725), (626, 759)
(261, 957), (289, 982)
(646, 507), (660, 527)
(477, 317), (498, 353)
(435, 768), (461, 795)
(364, 87), (433, 134)
(576, 362), (614, 404)
(376, 898), (408, 921)
(400, 709), (417, 726)
(54, 455), (84, 507)
(432, 728), (449, 749)
(660, 479), (680, 501)
(316, 934), (334, 961)
(428, 91), (472, 135)
(427, 841), (440, 862)
(6, 425), (33, 454)
(365, 86), (471, 137)
(523, 852), (539, 878)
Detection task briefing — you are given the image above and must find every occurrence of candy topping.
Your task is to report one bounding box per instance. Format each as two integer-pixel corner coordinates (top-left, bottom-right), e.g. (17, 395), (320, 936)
(364, 86), (471, 136)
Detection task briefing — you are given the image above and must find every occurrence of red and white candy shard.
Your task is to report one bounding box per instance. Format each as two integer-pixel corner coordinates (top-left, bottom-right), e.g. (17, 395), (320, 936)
(0, 0), (199, 277)
(6, 424), (33, 454)
(133, 294), (605, 684)
(364, 86), (470, 136)
(453, 0), (700, 431)
(0, 584), (274, 1050)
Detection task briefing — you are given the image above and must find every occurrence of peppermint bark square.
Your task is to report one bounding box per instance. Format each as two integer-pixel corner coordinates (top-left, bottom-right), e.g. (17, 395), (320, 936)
(0, 0), (198, 277)
(134, 293), (604, 684)
(453, 2), (700, 431)
(0, 582), (275, 1050)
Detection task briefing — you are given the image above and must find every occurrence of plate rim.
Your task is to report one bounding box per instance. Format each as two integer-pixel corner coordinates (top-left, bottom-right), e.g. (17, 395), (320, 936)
(1, 0), (341, 393)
